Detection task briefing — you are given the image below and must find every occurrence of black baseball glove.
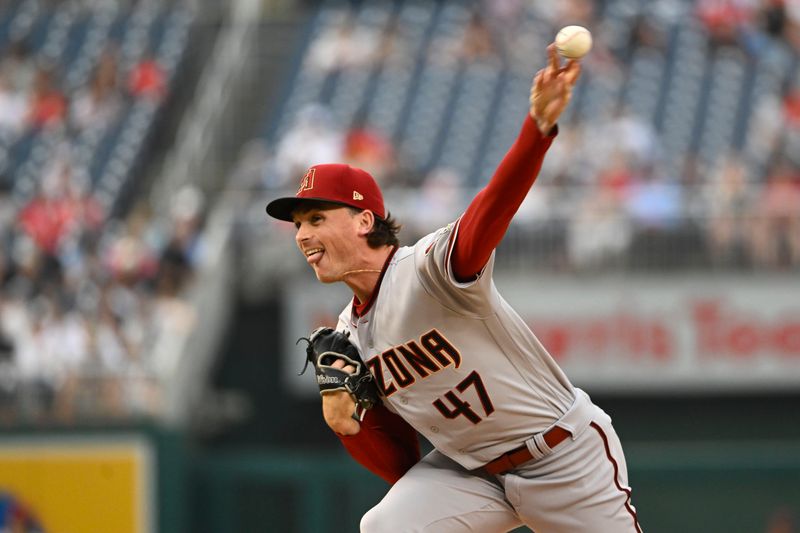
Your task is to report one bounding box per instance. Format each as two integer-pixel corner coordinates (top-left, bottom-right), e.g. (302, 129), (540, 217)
(299, 327), (381, 420)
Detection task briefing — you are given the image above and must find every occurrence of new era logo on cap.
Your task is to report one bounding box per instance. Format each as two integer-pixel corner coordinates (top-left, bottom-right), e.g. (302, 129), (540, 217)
(266, 164), (386, 222)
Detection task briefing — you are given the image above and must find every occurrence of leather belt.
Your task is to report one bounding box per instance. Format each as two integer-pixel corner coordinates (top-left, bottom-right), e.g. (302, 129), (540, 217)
(482, 426), (572, 475)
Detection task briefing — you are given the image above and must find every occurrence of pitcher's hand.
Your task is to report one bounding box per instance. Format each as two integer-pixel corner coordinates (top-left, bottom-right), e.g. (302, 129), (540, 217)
(321, 359), (360, 436)
(530, 44), (582, 135)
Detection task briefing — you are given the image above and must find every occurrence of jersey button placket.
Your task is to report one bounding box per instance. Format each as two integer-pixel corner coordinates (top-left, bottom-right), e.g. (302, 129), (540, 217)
(430, 426), (439, 433)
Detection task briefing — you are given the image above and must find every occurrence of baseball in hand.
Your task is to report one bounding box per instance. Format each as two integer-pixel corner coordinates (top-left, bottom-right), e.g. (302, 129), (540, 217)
(555, 25), (592, 60)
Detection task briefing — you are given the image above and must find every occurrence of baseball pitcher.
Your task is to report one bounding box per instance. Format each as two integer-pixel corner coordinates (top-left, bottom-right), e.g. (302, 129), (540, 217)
(267, 44), (642, 533)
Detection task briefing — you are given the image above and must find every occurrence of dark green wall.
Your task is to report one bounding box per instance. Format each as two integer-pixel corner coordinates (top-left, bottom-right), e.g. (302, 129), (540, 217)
(187, 445), (800, 533)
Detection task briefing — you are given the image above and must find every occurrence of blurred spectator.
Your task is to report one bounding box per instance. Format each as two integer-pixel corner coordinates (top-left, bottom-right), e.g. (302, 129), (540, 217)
(105, 231), (158, 286)
(409, 167), (467, 239)
(45, 145), (104, 238)
(628, 14), (669, 51)
(748, 0), (800, 52)
(568, 152), (634, 269)
(305, 11), (380, 73)
(780, 78), (800, 167)
(783, 79), (800, 128)
(16, 145), (100, 260)
(64, 172), (105, 237)
(270, 103), (344, 188)
(599, 106), (660, 169)
(460, 9), (502, 63)
(159, 185), (206, 290)
(18, 182), (73, 256)
(0, 71), (27, 139)
(26, 66), (67, 130)
(704, 152), (756, 267)
(0, 39), (36, 96)
(343, 111), (396, 184)
(72, 47), (122, 132)
(373, 17), (413, 70)
(4, 236), (45, 300)
(13, 297), (58, 421)
(128, 51), (167, 101)
(42, 295), (91, 421)
(432, 9), (503, 65)
(626, 165), (683, 230)
(0, 187), (14, 236)
(786, 1), (800, 51)
(76, 277), (158, 419)
(696, 0), (755, 48)
(756, 0), (789, 42)
(626, 165), (687, 269)
(81, 288), (135, 417)
(0, 296), (19, 420)
(482, 0), (524, 31)
(748, 86), (785, 166)
(748, 160), (800, 268)
(552, 0), (596, 28)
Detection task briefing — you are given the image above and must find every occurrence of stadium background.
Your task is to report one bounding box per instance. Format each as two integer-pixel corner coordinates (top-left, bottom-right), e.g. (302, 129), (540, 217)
(0, 0), (798, 531)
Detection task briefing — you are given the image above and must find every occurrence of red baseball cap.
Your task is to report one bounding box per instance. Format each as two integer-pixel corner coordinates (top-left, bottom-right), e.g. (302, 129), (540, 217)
(266, 164), (386, 221)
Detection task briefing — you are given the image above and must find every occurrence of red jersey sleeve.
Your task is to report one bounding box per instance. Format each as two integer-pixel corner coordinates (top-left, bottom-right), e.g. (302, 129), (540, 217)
(451, 115), (556, 281)
(336, 404), (421, 484)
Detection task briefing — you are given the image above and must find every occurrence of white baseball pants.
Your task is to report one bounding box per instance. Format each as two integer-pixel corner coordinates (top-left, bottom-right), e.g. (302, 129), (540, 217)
(360, 398), (642, 532)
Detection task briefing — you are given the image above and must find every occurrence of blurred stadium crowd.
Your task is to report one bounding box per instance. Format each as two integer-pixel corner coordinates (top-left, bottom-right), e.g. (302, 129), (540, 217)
(250, 0), (800, 272)
(0, 0), (194, 424)
(1, 0), (800, 425)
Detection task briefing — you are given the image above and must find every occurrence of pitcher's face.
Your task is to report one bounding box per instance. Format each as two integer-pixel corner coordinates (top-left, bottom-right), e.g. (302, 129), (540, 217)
(293, 205), (364, 283)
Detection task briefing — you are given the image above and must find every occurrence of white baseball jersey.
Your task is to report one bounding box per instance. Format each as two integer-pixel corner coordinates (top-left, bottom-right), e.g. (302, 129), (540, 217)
(337, 220), (577, 470)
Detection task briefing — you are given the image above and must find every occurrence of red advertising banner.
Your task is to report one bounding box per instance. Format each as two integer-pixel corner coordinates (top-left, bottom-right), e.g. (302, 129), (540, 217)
(499, 275), (800, 392)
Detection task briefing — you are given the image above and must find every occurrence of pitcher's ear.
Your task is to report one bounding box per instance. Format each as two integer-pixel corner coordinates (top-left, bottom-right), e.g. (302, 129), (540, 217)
(356, 209), (375, 237)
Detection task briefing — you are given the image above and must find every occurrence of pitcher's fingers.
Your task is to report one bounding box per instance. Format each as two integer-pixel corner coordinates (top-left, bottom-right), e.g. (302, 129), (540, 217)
(331, 359), (357, 373)
(542, 45), (554, 83)
(547, 43), (560, 74)
(534, 69), (544, 91)
(562, 59), (581, 84)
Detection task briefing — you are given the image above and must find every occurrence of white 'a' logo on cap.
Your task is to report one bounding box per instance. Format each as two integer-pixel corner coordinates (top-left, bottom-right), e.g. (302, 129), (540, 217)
(353, 191), (364, 200)
(298, 168), (316, 194)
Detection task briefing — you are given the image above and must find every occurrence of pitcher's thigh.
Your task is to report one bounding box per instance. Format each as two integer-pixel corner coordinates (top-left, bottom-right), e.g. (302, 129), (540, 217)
(361, 450), (522, 533)
(510, 416), (642, 533)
